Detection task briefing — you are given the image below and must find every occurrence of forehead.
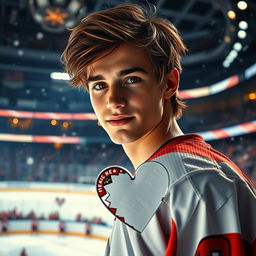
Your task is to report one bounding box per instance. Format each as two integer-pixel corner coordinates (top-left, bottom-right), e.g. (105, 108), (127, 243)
(87, 43), (154, 77)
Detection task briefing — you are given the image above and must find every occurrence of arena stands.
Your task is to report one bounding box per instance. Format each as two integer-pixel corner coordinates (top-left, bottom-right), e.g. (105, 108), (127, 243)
(0, 134), (255, 186)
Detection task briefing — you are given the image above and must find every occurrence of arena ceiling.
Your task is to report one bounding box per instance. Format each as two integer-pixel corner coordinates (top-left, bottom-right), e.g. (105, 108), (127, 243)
(0, 0), (255, 111)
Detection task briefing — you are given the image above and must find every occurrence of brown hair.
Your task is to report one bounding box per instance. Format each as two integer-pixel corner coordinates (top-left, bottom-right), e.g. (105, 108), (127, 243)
(62, 3), (187, 118)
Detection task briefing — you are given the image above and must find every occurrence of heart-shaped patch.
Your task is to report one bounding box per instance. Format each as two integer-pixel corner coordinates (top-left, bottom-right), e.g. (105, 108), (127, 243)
(96, 161), (169, 232)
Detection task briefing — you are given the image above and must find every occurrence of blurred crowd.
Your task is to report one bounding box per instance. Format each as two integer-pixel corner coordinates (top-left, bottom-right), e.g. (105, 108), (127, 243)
(180, 100), (256, 133)
(0, 142), (130, 184)
(0, 208), (106, 225)
(0, 133), (255, 186)
(0, 209), (101, 243)
(210, 134), (256, 187)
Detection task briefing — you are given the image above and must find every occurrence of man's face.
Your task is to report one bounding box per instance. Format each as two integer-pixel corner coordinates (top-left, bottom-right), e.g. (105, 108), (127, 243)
(87, 43), (166, 144)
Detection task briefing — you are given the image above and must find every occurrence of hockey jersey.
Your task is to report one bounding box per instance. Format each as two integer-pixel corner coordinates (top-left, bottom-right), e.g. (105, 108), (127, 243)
(104, 134), (256, 256)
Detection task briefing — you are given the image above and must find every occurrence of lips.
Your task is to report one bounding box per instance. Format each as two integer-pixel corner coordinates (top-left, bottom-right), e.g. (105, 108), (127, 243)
(107, 115), (134, 126)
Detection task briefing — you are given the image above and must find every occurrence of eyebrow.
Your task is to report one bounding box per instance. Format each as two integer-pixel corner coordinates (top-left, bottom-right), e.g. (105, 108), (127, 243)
(87, 67), (147, 82)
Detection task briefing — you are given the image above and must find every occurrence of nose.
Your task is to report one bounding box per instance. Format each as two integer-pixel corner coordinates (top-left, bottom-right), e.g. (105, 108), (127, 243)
(106, 85), (127, 110)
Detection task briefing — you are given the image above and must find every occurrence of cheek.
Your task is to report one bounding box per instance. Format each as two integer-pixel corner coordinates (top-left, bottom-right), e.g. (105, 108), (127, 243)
(137, 92), (163, 115)
(90, 95), (103, 117)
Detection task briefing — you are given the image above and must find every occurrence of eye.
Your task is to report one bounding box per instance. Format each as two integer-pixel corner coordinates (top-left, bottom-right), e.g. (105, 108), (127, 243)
(91, 82), (107, 91)
(125, 76), (142, 85)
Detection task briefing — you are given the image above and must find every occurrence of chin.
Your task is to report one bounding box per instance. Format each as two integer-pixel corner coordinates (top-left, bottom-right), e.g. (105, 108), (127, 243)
(109, 136), (134, 145)
(108, 132), (139, 145)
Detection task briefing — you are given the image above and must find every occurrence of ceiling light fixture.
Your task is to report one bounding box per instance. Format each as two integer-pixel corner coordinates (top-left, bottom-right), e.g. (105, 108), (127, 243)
(50, 72), (70, 80)
(233, 42), (243, 51)
(237, 1), (248, 10)
(238, 21), (248, 30)
(237, 30), (247, 39)
(227, 10), (236, 19)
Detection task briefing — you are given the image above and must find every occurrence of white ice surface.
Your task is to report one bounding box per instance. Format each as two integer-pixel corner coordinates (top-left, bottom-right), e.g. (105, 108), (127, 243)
(0, 234), (107, 256)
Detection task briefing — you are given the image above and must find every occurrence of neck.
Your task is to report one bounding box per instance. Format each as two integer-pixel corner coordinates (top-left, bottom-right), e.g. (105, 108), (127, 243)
(122, 103), (183, 169)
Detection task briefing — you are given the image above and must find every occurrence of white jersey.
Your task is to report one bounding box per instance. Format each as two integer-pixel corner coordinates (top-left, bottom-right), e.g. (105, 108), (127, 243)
(105, 134), (256, 256)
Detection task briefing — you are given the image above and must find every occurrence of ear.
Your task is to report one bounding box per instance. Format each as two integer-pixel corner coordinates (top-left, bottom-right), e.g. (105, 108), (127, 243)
(163, 69), (179, 99)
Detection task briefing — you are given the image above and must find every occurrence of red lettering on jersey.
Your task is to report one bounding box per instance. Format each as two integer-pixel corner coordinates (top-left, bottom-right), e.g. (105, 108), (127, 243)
(194, 233), (254, 256)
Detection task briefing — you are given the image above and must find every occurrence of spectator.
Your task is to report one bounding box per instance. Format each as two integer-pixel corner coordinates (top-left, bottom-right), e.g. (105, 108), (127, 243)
(59, 220), (65, 233)
(31, 219), (38, 232)
(76, 213), (82, 222)
(85, 221), (91, 236)
(1, 218), (8, 232)
(20, 248), (28, 256)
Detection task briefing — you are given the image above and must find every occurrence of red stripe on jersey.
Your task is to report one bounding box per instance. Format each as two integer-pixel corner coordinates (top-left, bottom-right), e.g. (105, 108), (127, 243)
(148, 134), (224, 161)
(148, 134), (208, 160)
(165, 219), (177, 256)
(148, 134), (253, 187)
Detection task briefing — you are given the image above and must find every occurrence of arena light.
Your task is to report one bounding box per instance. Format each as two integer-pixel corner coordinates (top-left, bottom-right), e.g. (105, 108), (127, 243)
(36, 32), (44, 40)
(227, 10), (236, 19)
(62, 121), (70, 129)
(0, 134), (33, 142)
(233, 42), (242, 51)
(67, 0), (81, 13)
(26, 157), (34, 165)
(238, 21), (248, 30)
(29, 0), (86, 33)
(224, 35), (231, 43)
(0, 109), (97, 120)
(223, 47), (240, 68)
(223, 61), (230, 68)
(54, 142), (63, 149)
(13, 40), (20, 47)
(245, 63), (256, 79)
(50, 72), (70, 80)
(0, 120), (256, 143)
(229, 50), (238, 58)
(37, 0), (48, 8)
(237, 1), (248, 10)
(51, 119), (57, 126)
(226, 55), (234, 62)
(237, 30), (247, 39)
(248, 93), (256, 100)
(12, 118), (19, 125)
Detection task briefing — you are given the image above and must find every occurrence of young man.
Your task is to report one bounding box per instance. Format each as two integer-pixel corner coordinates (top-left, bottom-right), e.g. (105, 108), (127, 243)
(63, 4), (256, 256)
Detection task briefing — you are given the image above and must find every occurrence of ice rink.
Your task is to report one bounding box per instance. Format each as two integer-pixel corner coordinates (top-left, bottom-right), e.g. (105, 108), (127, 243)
(0, 234), (107, 256)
